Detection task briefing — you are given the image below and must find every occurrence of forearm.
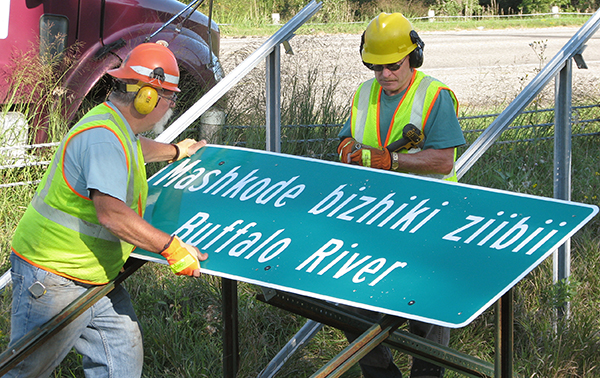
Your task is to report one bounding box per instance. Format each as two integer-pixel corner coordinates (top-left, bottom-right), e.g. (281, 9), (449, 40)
(92, 190), (171, 253)
(139, 136), (178, 163)
(393, 148), (455, 175)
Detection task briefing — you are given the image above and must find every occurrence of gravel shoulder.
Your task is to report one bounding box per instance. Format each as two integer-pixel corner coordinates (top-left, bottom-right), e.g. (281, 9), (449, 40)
(219, 28), (600, 111)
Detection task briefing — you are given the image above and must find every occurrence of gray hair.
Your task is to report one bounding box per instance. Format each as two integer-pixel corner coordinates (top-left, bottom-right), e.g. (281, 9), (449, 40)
(109, 79), (138, 106)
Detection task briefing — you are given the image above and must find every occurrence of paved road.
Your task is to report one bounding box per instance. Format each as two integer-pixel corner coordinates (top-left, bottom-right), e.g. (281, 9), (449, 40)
(420, 27), (600, 107)
(219, 26), (600, 109)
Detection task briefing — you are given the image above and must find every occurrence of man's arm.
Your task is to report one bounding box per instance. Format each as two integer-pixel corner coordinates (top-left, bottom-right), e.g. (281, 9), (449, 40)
(340, 88), (462, 175)
(341, 142), (455, 175)
(91, 190), (208, 277)
(393, 147), (455, 175)
(92, 189), (172, 252)
(139, 136), (207, 163)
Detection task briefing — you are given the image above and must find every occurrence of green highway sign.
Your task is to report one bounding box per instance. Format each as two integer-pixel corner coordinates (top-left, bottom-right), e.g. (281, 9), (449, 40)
(133, 145), (598, 328)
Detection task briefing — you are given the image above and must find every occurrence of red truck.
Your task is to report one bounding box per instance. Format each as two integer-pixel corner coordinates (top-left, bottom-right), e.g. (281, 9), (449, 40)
(0, 0), (220, 147)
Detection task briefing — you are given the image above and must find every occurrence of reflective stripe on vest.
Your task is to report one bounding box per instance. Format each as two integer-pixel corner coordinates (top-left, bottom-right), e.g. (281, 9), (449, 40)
(30, 195), (119, 242)
(350, 71), (459, 181)
(11, 103), (148, 284)
(37, 112), (138, 207)
(32, 112), (139, 240)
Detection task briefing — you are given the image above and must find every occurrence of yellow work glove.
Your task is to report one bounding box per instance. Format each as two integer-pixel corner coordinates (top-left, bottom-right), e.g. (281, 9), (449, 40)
(337, 137), (358, 164)
(160, 236), (202, 276)
(169, 138), (197, 163)
(348, 145), (391, 170)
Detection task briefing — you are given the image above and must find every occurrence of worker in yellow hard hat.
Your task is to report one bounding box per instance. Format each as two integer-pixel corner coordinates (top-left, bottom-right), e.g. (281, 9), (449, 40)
(337, 13), (466, 378)
(5, 41), (208, 377)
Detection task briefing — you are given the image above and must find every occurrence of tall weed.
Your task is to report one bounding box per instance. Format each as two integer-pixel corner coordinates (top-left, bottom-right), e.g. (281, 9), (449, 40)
(216, 35), (350, 158)
(0, 40), (80, 268)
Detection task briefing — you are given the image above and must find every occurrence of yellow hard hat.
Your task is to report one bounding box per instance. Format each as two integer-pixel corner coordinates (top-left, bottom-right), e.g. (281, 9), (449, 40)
(361, 13), (417, 65)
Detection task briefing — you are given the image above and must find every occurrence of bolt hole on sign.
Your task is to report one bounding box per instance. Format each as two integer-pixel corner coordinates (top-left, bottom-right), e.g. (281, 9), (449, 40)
(134, 145), (598, 328)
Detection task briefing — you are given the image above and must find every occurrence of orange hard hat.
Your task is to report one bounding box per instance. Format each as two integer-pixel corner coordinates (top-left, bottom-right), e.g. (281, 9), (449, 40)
(108, 42), (180, 92)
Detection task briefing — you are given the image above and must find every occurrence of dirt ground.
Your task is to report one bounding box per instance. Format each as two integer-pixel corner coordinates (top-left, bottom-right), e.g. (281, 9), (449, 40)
(219, 33), (365, 115)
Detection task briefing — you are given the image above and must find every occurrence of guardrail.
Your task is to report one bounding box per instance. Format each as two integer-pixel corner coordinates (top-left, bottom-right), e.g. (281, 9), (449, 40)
(219, 11), (595, 27)
(214, 103), (600, 159)
(0, 142), (58, 188)
(412, 10), (594, 22)
(4, 104), (599, 186)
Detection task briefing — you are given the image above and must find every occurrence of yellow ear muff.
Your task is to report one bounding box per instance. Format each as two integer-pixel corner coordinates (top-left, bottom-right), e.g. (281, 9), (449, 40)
(134, 86), (159, 114)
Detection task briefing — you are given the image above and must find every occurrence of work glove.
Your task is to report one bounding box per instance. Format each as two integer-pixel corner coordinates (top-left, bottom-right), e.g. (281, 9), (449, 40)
(169, 138), (197, 163)
(160, 236), (205, 276)
(337, 137), (358, 164)
(348, 144), (392, 170)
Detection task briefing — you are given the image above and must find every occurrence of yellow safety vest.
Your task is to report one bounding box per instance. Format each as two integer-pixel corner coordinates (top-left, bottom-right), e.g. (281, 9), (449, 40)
(350, 70), (459, 181)
(11, 103), (148, 284)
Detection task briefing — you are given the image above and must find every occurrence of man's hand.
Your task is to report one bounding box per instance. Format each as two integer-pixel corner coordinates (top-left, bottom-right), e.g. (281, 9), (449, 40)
(140, 136), (207, 163)
(169, 139), (207, 163)
(348, 145), (391, 170)
(337, 138), (358, 164)
(338, 138), (392, 170)
(160, 236), (208, 277)
(183, 139), (207, 157)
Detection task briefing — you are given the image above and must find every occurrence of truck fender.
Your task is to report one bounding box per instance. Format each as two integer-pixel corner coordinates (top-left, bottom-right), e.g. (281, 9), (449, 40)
(61, 29), (218, 122)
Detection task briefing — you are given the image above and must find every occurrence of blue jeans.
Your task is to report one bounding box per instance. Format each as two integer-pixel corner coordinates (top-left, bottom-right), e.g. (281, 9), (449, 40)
(4, 253), (143, 378)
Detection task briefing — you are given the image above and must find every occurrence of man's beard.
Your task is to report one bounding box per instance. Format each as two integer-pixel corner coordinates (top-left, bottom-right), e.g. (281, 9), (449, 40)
(153, 108), (174, 135)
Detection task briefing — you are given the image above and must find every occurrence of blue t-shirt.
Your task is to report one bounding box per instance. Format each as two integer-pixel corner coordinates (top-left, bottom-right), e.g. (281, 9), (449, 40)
(63, 102), (139, 201)
(338, 81), (465, 150)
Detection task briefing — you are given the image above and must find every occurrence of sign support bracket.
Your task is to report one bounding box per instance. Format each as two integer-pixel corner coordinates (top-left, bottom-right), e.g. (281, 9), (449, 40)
(256, 289), (497, 377)
(311, 315), (404, 377)
(495, 289), (514, 378)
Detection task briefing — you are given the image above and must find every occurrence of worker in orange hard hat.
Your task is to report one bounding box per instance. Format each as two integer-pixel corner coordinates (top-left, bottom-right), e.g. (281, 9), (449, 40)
(108, 41), (181, 121)
(6, 41), (208, 378)
(108, 41), (181, 92)
(337, 13), (466, 378)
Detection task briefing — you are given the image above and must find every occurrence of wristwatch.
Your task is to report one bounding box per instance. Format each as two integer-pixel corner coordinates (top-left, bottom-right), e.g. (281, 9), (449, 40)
(391, 152), (399, 171)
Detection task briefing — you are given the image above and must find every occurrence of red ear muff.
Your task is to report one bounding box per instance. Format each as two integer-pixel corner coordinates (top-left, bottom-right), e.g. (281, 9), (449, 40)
(134, 86), (158, 114)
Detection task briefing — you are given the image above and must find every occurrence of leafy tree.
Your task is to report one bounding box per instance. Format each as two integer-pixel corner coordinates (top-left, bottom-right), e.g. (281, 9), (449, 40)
(520, 0), (571, 13)
(479, 0), (522, 14)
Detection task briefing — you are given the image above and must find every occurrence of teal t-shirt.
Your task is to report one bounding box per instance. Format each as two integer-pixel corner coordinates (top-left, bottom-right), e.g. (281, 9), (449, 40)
(63, 102), (138, 202)
(338, 84), (465, 150)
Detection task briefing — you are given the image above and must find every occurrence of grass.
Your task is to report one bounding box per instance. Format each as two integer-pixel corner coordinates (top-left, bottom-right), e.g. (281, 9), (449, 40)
(1, 16), (600, 378)
(219, 14), (592, 37)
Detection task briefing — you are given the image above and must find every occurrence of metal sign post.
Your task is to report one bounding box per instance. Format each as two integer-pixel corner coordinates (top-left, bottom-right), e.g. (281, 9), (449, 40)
(553, 59), (574, 320)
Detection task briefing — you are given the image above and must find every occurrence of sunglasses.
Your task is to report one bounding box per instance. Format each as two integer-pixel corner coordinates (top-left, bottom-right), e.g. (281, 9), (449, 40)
(158, 91), (177, 106)
(363, 57), (407, 72)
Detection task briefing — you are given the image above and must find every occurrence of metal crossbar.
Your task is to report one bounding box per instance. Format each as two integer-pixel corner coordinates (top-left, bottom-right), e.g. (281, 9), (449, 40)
(455, 9), (600, 178)
(256, 289), (495, 377)
(311, 315), (404, 378)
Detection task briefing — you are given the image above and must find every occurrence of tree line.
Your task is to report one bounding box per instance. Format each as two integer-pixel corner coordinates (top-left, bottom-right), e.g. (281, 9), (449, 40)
(194, 0), (599, 24)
